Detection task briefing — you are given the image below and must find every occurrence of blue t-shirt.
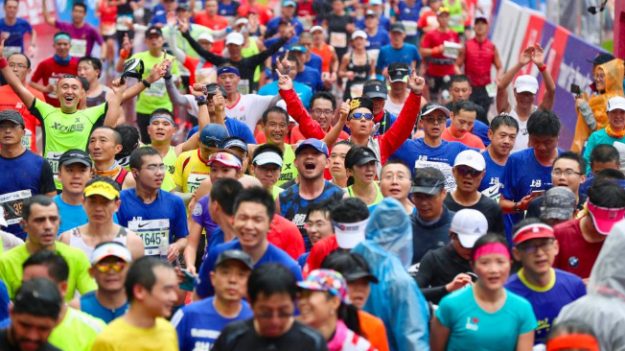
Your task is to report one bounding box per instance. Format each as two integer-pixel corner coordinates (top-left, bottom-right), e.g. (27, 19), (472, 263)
(479, 150), (506, 199)
(258, 81), (313, 108)
(305, 53), (323, 73)
(296, 66), (323, 93)
(265, 17), (304, 38)
(436, 286), (537, 351)
(506, 268), (585, 345)
(196, 240), (303, 298)
(396, 0), (422, 42)
(279, 181), (345, 250)
(0, 280), (9, 322)
(0, 150), (55, 239)
(80, 291), (128, 324)
(390, 138), (469, 188)
(264, 35), (300, 69)
(172, 297), (253, 351)
(501, 148), (557, 239)
(0, 18), (32, 52)
(218, 2), (239, 17)
(186, 117), (257, 145)
(356, 16), (391, 32)
(54, 195), (119, 235)
(376, 44), (421, 74)
(117, 189), (189, 256)
(365, 29), (391, 52)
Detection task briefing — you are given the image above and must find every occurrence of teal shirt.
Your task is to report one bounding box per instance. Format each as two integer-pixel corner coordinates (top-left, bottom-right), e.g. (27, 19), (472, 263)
(436, 287), (537, 351)
(582, 128), (625, 174)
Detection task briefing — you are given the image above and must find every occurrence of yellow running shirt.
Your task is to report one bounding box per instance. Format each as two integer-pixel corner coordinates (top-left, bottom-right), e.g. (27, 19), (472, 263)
(91, 317), (179, 351)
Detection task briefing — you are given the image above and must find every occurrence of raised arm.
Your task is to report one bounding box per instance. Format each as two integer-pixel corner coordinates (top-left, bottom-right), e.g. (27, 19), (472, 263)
(121, 59), (169, 103)
(42, 0), (57, 27)
(247, 25), (294, 68)
(496, 46), (533, 113)
(103, 81), (124, 127)
(531, 44), (555, 110)
(0, 39), (35, 107)
(179, 19), (227, 66)
(176, 84), (212, 153)
(379, 72), (425, 163)
(322, 100), (348, 147)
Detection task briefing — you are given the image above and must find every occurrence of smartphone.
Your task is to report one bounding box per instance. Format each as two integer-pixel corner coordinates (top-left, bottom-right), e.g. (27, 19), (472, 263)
(570, 83), (581, 96)
(531, 190), (545, 197)
(467, 272), (478, 283)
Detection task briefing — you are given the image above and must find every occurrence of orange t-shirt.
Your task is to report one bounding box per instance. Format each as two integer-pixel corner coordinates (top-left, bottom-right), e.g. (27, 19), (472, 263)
(441, 127), (485, 150)
(311, 44), (334, 73)
(358, 310), (390, 351)
(0, 85), (44, 152)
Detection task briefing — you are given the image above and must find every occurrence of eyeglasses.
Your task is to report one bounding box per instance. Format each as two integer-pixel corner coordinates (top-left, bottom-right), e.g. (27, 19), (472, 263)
(350, 112), (374, 120)
(144, 164), (166, 172)
(551, 169), (581, 177)
(455, 166), (482, 177)
(421, 116), (446, 124)
(312, 108), (334, 116)
(94, 261), (127, 273)
(518, 239), (554, 254)
(255, 310), (294, 320)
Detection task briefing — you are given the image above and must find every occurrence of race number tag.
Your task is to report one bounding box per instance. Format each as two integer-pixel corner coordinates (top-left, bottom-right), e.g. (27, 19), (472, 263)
(128, 218), (171, 256)
(415, 159), (456, 191)
(70, 39), (87, 57)
(116, 15), (133, 31)
(21, 129), (32, 150)
(46, 152), (64, 179)
(237, 79), (250, 95)
(329, 32), (347, 48)
(366, 49), (380, 63)
(401, 20), (418, 36)
(0, 190), (32, 225)
(187, 173), (208, 193)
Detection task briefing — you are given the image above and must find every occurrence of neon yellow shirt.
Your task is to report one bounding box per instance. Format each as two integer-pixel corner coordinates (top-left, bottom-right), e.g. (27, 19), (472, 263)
(276, 144), (298, 188)
(271, 185), (283, 200)
(127, 51), (179, 115)
(0, 243), (96, 301)
(30, 98), (107, 189)
(50, 307), (106, 351)
(91, 317), (179, 351)
(443, 0), (465, 33)
(149, 145), (177, 192)
(173, 149), (210, 194)
(346, 183), (384, 206)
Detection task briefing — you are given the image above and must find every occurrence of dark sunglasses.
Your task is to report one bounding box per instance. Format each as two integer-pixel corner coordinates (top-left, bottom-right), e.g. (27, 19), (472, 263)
(350, 112), (374, 121)
(455, 166), (482, 177)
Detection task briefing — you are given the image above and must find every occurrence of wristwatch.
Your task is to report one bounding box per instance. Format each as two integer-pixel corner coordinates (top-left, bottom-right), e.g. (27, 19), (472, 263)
(141, 79), (152, 88)
(196, 95), (207, 106)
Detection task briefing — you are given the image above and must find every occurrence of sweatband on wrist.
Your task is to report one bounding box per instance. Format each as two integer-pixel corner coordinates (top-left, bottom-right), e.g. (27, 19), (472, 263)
(538, 64), (547, 72)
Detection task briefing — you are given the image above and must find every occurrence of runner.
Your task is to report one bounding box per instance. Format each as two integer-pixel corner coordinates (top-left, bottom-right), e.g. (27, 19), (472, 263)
(89, 127), (136, 189)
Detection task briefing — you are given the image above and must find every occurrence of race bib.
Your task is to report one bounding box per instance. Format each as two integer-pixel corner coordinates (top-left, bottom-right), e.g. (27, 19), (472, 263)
(237, 79), (250, 95)
(187, 173), (208, 193)
(46, 152), (64, 178)
(414, 159), (456, 191)
(443, 41), (462, 59)
(144, 79), (166, 97)
(486, 82), (497, 98)
(70, 39), (87, 57)
(48, 77), (59, 99)
(128, 218), (171, 256)
(329, 32), (347, 48)
(102, 23), (116, 36)
(116, 15), (133, 31)
(0, 190), (32, 225)
(449, 14), (463, 28)
(401, 20), (418, 36)
(21, 129), (32, 150)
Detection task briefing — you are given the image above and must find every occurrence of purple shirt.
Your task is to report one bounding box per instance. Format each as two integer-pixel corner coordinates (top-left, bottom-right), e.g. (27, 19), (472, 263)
(191, 195), (219, 238)
(55, 21), (103, 57)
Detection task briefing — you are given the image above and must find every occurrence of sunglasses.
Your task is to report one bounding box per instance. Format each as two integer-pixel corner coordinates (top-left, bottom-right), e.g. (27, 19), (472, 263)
(94, 261), (127, 273)
(455, 166), (482, 177)
(350, 112), (374, 121)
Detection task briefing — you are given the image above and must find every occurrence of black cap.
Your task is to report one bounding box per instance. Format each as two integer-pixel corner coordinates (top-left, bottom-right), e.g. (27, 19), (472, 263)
(14, 278), (63, 319)
(0, 110), (24, 128)
(388, 63), (410, 83)
(411, 167), (445, 195)
(345, 146), (378, 169)
(420, 102), (451, 118)
(215, 250), (254, 270)
(176, 2), (190, 11)
(206, 83), (227, 96)
(390, 22), (406, 33)
(59, 149), (92, 168)
(363, 80), (388, 99)
(321, 251), (378, 283)
(349, 96), (374, 114)
(588, 53), (615, 66)
(146, 26), (163, 37)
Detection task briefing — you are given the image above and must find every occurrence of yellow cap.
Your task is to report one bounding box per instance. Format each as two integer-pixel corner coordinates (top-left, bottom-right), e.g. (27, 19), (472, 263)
(84, 181), (119, 200)
(437, 6), (450, 15)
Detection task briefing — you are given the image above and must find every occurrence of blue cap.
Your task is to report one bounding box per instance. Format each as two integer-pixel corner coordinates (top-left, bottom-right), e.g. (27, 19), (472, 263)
(200, 124), (229, 147)
(217, 66), (240, 77)
(282, 0), (296, 6)
(295, 138), (329, 157)
(291, 45), (308, 53)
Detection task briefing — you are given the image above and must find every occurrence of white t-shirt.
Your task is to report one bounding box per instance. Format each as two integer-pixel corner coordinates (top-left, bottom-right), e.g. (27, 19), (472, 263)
(226, 94), (274, 132)
(384, 98), (405, 116)
(509, 105), (537, 152)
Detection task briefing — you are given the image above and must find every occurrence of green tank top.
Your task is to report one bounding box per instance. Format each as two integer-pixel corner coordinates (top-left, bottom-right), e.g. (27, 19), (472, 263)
(276, 144), (298, 187)
(149, 145), (177, 191)
(241, 37), (261, 83)
(444, 0), (465, 34)
(346, 183), (384, 206)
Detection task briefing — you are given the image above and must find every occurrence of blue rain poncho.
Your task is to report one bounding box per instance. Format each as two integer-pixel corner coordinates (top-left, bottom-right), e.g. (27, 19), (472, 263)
(352, 198), (430, 351)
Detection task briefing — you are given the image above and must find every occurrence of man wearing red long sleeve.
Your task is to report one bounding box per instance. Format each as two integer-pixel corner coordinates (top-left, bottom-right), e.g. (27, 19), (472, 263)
(279, 71), (425, 164)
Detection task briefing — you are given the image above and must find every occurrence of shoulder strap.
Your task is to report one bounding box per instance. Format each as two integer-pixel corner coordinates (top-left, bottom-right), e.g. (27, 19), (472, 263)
(114, 168), (129, 186)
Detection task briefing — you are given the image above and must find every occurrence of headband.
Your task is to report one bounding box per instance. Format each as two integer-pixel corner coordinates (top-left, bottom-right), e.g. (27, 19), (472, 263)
(546, 334), (599, 351)
(54, 33), (71, 43)
(473, 242), (510, 261)
(218, 66), (240, 77)
(149, 113), (175, 125)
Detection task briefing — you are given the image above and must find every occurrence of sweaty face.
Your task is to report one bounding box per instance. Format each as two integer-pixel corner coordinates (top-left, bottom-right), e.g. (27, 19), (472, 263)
(89, 128), (121, 163)
(56, 77), (84, 112)
(380, 163), (412, 201)
(253, 292), (295, 338)
(233, 201), (271, 251)
(295, 148), (328, 181)
(263, 112), (288, 145)
(10, 312), (58, 351)
(450, 82), (471, 102)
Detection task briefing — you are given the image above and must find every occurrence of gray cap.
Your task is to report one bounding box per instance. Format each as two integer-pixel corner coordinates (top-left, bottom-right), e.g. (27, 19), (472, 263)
(0, 110), (25, 128)
(540, 186), (576, 221)
(411, 167), (445, 195)
(215, 250), (254, 270)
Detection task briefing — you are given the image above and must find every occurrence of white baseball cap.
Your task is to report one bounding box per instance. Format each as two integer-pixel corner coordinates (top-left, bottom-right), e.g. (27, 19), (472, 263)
(607, 96), (625, 112)
(234, 17), (249, 27)
(514, 74), (539, 94)
(226, 32), (244, 46)
(198, 32), (214, 43)
(334, 218), (368, 249)
(91, 242), (132, 264)
(310, 25), (325, 34)
(450, 209), (488, 248)
(0, 207), (6, 227)
(454, 150), (486, 172)
(351, 30), (367, 40)
(253, 151), (283, 167)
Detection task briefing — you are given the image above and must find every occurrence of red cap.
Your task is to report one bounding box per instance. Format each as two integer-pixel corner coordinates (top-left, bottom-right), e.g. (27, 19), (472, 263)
(512, 223), (555, 245)
(587, 201), (625, 235)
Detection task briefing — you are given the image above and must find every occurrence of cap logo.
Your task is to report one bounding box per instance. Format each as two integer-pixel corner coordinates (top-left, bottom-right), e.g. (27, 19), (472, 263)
(350, 99), (361, 110)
